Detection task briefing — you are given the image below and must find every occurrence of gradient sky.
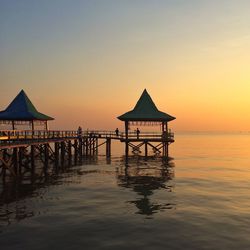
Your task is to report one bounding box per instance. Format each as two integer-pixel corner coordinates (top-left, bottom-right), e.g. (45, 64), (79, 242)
(1, 0), (250, 131)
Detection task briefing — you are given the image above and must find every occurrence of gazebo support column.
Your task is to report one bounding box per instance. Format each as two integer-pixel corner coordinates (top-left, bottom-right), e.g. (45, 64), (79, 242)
(31, 121), (34, 138)
(161, 122), (169, 158)
(125, 121), (129, 157)
(165, 122), (169, 157)
(45, 121), (48, 130)
(161, 121), (168, 133)
(32, 121), (34, 130)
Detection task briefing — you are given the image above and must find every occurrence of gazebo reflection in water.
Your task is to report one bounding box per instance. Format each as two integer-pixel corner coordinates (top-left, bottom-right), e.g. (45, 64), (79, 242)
(116, 157), (175, 217)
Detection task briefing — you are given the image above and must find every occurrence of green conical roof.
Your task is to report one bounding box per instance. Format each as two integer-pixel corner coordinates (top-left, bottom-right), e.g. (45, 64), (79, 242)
(0, 90), (54, 121)
(117, 89), (175, 122)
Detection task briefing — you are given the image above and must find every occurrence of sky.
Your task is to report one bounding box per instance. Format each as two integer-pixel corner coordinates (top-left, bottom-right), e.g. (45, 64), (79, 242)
(1, 0), (250, 131)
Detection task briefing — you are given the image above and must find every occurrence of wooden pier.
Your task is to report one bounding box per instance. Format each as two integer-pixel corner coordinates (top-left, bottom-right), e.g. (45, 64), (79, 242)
(0, 89), (176, 180)
(0, 129), (174, 179)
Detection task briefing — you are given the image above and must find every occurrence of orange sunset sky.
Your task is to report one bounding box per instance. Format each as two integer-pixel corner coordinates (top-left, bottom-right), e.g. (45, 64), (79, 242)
(1, 1), (250, 132)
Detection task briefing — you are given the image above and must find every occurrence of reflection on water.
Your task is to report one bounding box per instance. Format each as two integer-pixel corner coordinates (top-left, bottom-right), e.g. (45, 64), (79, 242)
(1, 134), (250, 249)
(117, 157), (175, 217)
(0, 164), (81, 228)
(0, 156), (175, 227)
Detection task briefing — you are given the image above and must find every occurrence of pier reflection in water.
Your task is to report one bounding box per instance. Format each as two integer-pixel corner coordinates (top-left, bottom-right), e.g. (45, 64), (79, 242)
(0, 160), (82, 228)
(1, 133), (250, 250)
(117, 157), (175, 217)
(0, 155), (175, 229)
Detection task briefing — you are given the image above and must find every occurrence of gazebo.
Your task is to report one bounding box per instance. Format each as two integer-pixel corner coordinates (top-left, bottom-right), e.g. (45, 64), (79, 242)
(118, 89), (175, 157)
(0, 90), (54, 130)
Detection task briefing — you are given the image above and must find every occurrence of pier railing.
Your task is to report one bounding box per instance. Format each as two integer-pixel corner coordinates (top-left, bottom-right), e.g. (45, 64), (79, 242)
(0, 129), (174, 144)
(83, 130), (174, 140)
(0, 130), (78, 142)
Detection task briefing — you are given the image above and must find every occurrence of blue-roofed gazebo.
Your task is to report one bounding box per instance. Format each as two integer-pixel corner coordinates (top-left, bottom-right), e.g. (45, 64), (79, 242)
(0, 90), (54, 130)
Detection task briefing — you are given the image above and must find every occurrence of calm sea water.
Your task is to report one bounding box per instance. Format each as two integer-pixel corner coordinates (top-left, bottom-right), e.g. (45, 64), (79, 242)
(1, 133), (250, 250)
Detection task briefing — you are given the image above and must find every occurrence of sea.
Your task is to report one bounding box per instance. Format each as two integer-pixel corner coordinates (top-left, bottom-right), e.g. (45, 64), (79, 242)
(0, 132), (250, 250)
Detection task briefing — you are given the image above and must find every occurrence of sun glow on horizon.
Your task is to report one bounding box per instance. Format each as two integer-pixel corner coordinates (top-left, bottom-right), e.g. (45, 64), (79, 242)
(1, 1), (250, 132)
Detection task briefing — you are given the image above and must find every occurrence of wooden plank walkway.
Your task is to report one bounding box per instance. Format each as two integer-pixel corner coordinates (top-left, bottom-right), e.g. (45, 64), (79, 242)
(0, 130), (174, 149)
(0, 129), (175, 179)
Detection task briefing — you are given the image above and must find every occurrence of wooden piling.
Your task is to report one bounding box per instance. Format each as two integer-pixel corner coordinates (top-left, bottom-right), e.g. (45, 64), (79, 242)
(13, 148), (18, 175)
(145, 141), (148, 157)
(85, 138), (89, 156)
(55, 142), (59, 168)
(44, 143), (49, 170)
(61, 141), (65, 167)
(95, 138), (98, 155)
(82, 138), (85, 156)
(74, 139), (78, 165)
(106, 138), (111, 157)
(31, 145), (35, 171)
(18, 148), (23, 175)
(79, 138), (83, 158)
(68, 140), (72, 166)
(2, 149), (7, 181)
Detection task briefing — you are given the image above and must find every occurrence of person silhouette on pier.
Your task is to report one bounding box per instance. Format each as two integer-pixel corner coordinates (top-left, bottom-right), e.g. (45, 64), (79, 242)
(77, 126), (82, 138)
(136, 128), (140, 139)
(115, 128), (119, 136)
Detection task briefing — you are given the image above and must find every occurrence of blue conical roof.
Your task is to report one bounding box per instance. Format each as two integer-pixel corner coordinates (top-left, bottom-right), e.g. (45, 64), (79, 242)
(118, 89), (175, 122)
(0, 90), (54, 121)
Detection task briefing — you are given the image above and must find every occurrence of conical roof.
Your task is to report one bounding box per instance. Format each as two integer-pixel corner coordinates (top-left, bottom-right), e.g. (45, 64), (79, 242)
(0, 90), (54, 121)
(118, 89), (175, 122)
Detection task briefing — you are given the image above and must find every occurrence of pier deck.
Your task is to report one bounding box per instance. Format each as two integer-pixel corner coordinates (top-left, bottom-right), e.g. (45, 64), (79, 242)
(0, 130), (174, 148)
(0, 129), (174, 179)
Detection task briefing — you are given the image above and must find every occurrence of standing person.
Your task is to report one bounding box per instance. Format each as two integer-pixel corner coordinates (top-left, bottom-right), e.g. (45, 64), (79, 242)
(115, 128), (119, 136)
(77, 126), (82, 138)
(136, 128), (140, 139)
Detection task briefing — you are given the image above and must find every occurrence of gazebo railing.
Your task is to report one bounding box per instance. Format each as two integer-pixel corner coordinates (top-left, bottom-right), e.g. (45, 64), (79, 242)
(124, 131), (174, 140)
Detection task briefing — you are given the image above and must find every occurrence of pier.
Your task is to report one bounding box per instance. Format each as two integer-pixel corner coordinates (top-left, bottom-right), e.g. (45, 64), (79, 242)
(0, 89), (175, 179)
(0, 129), (174, 178)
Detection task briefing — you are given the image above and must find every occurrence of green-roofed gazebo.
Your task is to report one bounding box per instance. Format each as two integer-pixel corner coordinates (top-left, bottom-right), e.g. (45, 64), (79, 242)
(118, 89), (176, 157)
(118, 89), (175, 123)
(0, 90), (54, 130)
